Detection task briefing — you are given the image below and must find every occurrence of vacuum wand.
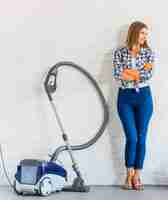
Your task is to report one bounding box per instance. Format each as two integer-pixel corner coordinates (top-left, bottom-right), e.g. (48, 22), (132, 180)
(49, 100), (89, 192)
(62, 133), (84, 180)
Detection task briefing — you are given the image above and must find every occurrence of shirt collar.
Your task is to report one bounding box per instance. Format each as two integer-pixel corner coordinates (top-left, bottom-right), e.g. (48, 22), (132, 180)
(125, 46), (146, 55)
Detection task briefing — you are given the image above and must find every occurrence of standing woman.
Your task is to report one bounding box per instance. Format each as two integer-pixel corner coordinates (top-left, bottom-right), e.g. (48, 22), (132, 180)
(112, 21), (155, 190)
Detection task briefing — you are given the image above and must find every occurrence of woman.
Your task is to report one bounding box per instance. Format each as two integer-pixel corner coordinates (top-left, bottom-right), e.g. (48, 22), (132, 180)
(112, 21), (155, 190)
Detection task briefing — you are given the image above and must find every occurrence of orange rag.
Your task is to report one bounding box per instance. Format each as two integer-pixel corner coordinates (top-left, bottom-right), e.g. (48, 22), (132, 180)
(144, 63), (153, 70)
(123, 69), (140, 81)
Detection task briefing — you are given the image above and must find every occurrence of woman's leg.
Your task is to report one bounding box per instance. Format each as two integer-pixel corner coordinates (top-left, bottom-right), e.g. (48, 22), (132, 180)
(117, 91), (138, 169)
(133, 87), (153, 189)
(117, 90), (138, 189)
(134, 88), (153, 170)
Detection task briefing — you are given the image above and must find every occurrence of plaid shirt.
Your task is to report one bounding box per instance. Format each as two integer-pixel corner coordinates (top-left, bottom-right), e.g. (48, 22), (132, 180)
(112, 46), (155, 89)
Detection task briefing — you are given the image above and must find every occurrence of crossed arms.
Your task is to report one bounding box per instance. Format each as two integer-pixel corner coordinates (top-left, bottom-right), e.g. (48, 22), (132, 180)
(112, 49), (154, 82)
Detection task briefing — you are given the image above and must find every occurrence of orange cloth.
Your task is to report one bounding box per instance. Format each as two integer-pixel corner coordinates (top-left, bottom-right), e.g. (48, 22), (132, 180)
(144, 63), (153, 70)
(122, 63), (153, 81)
(123, 69), (140, 81)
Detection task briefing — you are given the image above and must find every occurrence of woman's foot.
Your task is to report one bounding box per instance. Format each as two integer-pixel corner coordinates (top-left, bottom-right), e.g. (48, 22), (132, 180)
(122, 168), (135, 190)
(132, 175), (144, 190)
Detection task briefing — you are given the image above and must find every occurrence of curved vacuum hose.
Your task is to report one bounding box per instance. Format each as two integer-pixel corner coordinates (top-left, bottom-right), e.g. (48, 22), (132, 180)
(44, 61), (109, 162)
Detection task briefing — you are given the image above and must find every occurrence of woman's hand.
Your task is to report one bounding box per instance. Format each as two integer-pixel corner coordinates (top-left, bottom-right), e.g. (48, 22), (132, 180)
(122, 69), (140, 81)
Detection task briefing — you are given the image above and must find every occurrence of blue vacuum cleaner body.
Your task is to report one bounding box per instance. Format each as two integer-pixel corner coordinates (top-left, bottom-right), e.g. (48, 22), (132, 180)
(14, 159), (67, 196)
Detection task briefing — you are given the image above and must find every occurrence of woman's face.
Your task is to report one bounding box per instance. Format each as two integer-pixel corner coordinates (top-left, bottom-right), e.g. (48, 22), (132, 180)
(138, 27), (148, 46)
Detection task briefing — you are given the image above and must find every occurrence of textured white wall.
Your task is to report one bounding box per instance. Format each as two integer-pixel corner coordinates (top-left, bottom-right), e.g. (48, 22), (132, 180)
(0, 0), (165, 186)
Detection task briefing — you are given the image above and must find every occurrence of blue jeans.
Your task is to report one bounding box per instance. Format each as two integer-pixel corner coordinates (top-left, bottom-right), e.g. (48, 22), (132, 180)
(117, 86), (153, 169)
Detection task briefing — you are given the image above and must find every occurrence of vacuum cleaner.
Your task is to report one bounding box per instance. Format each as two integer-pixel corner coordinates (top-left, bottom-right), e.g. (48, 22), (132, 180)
(4, 61), (109, 196)
(14, 159), (67, 196)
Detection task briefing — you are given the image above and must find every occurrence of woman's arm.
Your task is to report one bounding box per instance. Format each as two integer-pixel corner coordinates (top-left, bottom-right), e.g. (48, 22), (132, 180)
(112, 49), (135, 81)
(112, 49), (124, 81)
(139, 49), (155, 81)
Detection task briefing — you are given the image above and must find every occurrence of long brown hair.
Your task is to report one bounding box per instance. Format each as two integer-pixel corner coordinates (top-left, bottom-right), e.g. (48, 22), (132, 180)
(126, 21), (149, 50)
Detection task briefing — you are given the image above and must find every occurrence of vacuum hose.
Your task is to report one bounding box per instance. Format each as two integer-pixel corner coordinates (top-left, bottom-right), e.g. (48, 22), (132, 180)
(44, 61), (109, 162)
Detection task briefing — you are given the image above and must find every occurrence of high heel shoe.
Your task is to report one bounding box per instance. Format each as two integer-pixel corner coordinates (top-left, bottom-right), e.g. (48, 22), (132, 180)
(122, 170), (135, 190)
(132, 177), (144, 190)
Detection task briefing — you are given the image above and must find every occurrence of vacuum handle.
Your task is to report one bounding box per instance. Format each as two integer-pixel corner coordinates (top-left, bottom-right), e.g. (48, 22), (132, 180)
(44, 71), (58, 101)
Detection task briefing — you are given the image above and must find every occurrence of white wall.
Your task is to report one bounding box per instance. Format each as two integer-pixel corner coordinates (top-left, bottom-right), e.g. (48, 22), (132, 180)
(0, 0), (165, 186)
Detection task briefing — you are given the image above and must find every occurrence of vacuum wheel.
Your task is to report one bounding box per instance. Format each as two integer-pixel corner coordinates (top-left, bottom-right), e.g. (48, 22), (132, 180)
(13, 180), (23, 195)
(39, 177), (53, 196)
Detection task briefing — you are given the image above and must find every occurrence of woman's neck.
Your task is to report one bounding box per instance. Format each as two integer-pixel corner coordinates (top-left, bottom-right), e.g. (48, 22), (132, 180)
(131, 44), (141, 57)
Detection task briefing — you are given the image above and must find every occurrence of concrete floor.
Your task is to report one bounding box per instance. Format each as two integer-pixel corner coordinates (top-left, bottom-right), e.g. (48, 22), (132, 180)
(1, 186), (168, 200)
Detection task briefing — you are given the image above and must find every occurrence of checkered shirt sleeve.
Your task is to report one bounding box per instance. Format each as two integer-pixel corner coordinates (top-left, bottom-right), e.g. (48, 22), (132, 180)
(112, 49), (124, 81)
(139, 49), (155, 81)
